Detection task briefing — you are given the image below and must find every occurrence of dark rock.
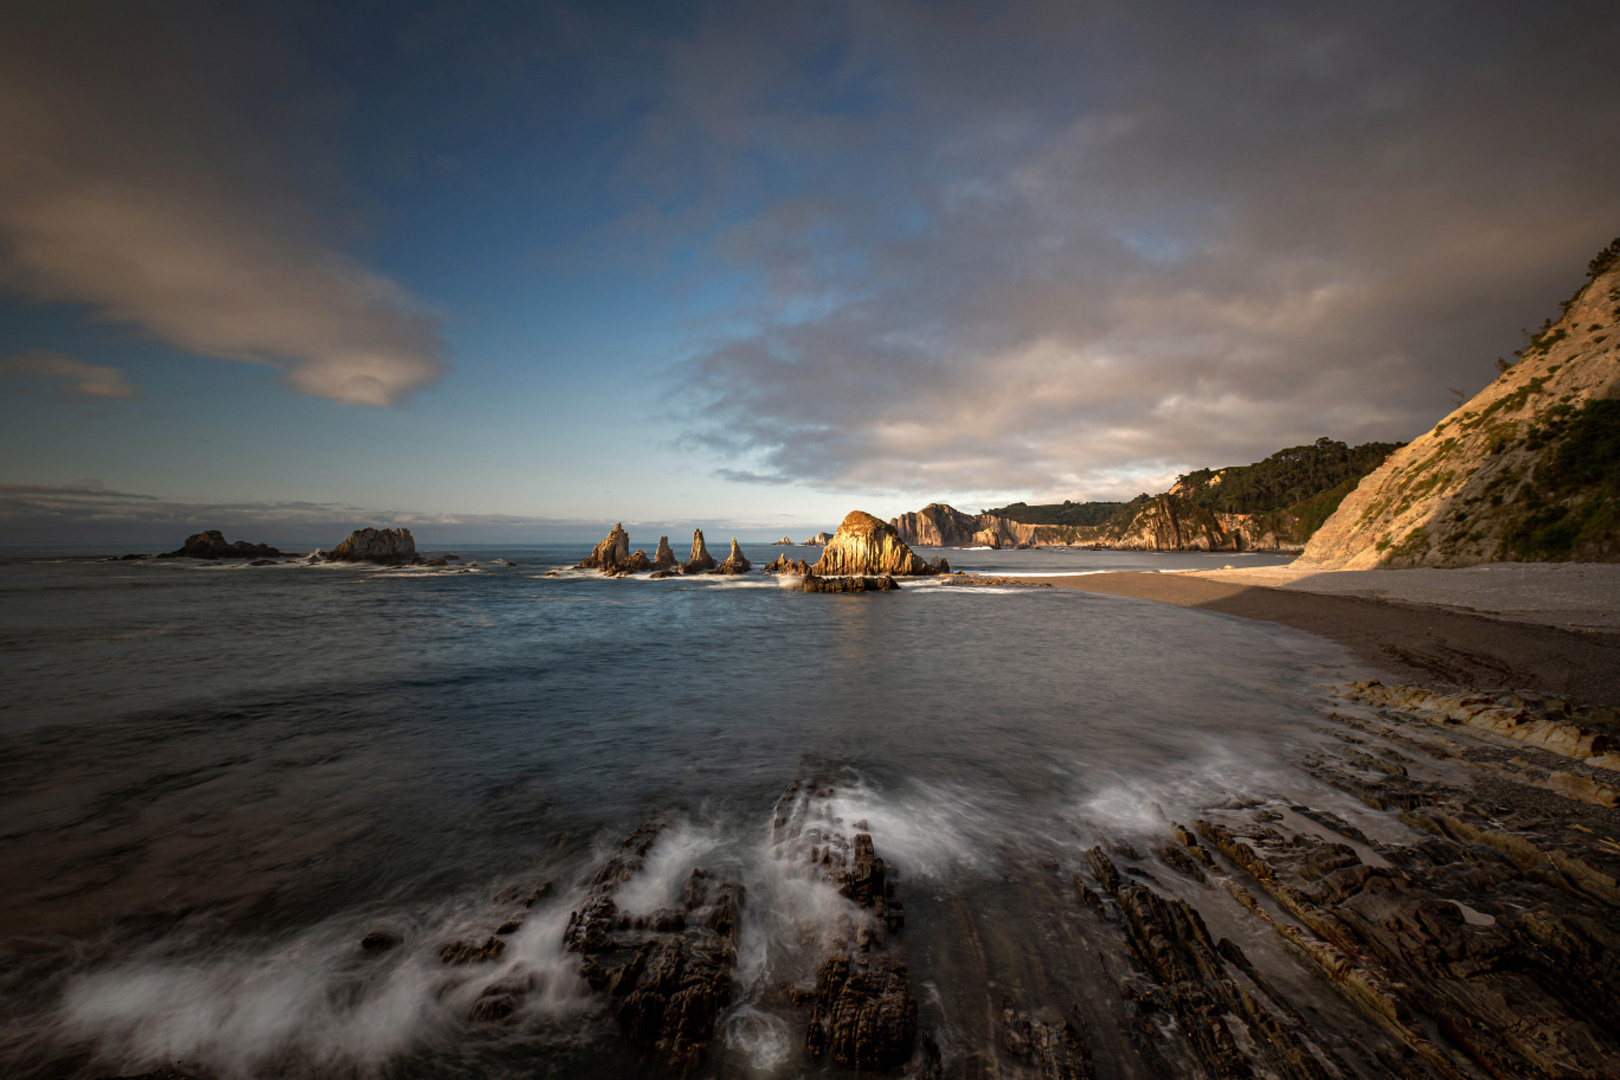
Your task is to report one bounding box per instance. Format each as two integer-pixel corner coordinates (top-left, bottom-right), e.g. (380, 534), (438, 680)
(494, 881), (554, 906)
(564, 816), (745, 1072)
(1001, 1000), (1095, 1080)
(648, 569), (677, 579)
(620, 550), (652, 573)
(804, 954), (918, 1070)
(683, 529), (717, 573)
(439, 936), (506, 965)
(929, 556), (951, 573)
(117, 552), (152, 560)
(800, 573), (898, 592)
(328, 527), (416, 564)
(713, 538), (752, 574)
(360, 930), (402, 952)
(92, 1069), (206, 1080)
(162, 530), (284, 560)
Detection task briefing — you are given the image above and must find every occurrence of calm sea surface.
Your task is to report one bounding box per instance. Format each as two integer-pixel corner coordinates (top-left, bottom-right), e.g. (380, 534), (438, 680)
(0, 544), (1375, 1079)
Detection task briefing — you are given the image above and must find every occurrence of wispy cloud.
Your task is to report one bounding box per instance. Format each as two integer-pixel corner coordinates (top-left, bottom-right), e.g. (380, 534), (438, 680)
(0, 350), (141, 400)
(0, 6), (446, 407)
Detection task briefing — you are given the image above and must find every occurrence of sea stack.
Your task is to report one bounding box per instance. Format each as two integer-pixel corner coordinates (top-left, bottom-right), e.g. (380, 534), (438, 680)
(684, 529), (717, 573)
(579, 523), (631, 571)
(651, 536), (678, 571)
(328, 527), (417, 564)
(714, 538), (752, 574)
(810, 511), (935, 576)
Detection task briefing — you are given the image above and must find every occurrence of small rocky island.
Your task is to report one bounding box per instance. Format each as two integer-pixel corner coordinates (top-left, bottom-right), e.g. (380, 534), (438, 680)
(128, 525), (483, 570)
(153, 530), (284, 560)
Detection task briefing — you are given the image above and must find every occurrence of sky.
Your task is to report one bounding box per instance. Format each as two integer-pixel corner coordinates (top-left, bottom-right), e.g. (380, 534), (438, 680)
(2, 1), (1619, 545)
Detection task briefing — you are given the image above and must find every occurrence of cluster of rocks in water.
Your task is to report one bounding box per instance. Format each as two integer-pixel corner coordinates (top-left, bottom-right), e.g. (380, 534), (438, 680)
(573, 511), (953, 594)
(117, 527), (512, 570)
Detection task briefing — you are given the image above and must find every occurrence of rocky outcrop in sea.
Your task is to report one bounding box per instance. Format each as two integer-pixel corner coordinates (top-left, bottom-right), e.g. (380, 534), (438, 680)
(327, 527), (417, 564)
(579, 523), (631, 571)
(802, 531), (833, 546)
(158, 530), (284, 560)
(800, 574), (898, 592)
(765, 554), (812, 574)
(652, 536), (678, 571)
(811, 511), (936, 576)
(684, 529), (717, 574)
(713, 538), (752, 575)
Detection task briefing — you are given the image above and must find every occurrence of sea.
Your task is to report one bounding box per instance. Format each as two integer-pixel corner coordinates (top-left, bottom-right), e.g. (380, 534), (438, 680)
(0, 543), (1388, 1079)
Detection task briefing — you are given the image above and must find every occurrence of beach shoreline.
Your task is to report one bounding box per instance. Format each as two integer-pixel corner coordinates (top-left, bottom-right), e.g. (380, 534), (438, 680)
(1019, 566), (1620, 706)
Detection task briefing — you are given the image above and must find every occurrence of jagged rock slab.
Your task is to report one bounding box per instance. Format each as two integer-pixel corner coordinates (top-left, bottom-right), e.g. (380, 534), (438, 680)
(683, 529), (717, 574)
(713, 538), (752, 574)
(563, 816), (745, 1073)
(652, 535), (678, 571)
(800, 573), (897, 592)
(579, 523), (631, 571)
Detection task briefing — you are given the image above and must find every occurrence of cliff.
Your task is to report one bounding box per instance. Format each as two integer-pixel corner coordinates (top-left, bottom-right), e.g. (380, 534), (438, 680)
(812, 511), (936, 576)
(891, 504), (1047, 548)
(1302, 239), (1620, 569)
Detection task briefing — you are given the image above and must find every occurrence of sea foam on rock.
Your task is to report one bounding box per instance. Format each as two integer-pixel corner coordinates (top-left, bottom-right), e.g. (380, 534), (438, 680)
(810, 512), (936, 577)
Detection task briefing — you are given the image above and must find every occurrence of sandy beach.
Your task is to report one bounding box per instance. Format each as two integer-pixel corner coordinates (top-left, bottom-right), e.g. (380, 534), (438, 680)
(1028, 563), (1620, 706)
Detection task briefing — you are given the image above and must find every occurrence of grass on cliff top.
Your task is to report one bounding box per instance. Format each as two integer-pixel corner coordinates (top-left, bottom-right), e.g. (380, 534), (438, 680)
(1176, 438), (1402, 517)
(1499, 397), (1620, 561)
(981, 500), (1127, 527)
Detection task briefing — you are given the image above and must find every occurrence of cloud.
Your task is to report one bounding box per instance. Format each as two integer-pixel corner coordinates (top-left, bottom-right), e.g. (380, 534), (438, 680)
(644, 1), (1620, 501)
(0, 5), (445, 406)
(0, 350), (141, 400)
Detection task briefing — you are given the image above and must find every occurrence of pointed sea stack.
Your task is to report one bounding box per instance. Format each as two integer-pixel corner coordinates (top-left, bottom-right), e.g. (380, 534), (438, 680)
(714, 538), (752, 575)
(651, 536), (678, 571)
(579, 523), (631, 571)
(328, 527), (417, 565)
(683, 529), (717, 574)
(810, 512), (935, 576)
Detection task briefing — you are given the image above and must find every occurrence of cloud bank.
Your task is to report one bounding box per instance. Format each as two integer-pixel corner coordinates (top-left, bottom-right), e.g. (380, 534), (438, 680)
(0, 5), (445, 406)
(649, 1), (1620, 501)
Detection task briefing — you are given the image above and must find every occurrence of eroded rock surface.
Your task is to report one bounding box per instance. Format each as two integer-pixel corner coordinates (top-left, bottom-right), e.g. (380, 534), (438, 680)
(579, 523), (631, 571)
(811, 511), (936, 576)
(160, 530), (283, 560)
(770, 776), (919, 1071)
(765, 553), (812, 574)
(801, 573), (898, 592)
(652, 536), (678, 571)
(683, 530), (717, 574)
(564, 816), (745, 1073)
(713, 539), (751, 574)
(328, 527), (417, 564)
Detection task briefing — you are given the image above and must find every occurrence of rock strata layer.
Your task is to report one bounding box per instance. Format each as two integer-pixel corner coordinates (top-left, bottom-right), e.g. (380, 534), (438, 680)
(328, 527), (417, 564)
(811, 511), (935, 576)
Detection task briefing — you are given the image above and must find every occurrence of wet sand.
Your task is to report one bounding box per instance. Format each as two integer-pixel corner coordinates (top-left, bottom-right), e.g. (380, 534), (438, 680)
(1027, 571), (1620, 706)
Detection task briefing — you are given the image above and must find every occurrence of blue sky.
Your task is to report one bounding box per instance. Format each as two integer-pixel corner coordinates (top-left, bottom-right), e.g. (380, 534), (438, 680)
(3, 1), (1619, 544)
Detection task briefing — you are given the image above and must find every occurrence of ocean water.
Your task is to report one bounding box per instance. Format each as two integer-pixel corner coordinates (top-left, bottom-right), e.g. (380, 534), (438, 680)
(0, 544), (1379, 1079)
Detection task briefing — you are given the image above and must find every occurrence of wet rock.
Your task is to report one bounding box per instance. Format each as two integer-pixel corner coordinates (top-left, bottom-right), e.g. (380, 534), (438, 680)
(159, 529), (284, 560)
(713, 538), (752, 574)
(564, 816), (745, 1073)
(800, 573), (898, 593)
(249, 559), (277, 567)
(469, 979), (530, 1022)
(494, 880), (554, 906)
(439, 936), (506, 965)
(928, 556), (951, 573)
(652, 536), (679, 571)
(1001, 1000), (1095, 1080)
(327, 527), (416, 564)
(359, 930), (402, 952)
(764, 553), (811, 574)
(648, 569), (677, 579)
(683, 529), (717, 574)
(616, 550), (653, 574)
(579, 523), (631, 571)
(804, 954), (918, 1070)
(93, 1069), (206, 1080)
(771, 776), (920, 1069)
(810, 511), (937, 576)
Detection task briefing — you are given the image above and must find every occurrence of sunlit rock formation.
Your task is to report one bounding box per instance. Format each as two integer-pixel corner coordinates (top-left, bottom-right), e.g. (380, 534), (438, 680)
(765, 553), (812, 574)
(683, 529), (717, 573)
(802, 531), (833, 545)
(578, 523), (630, 571)
(651, 536), (678, 571)
(328, 527), (417, 564)
(714, 538), (752, 574)
(811, 511), (935, 576)
(160, 530), (284, 560)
